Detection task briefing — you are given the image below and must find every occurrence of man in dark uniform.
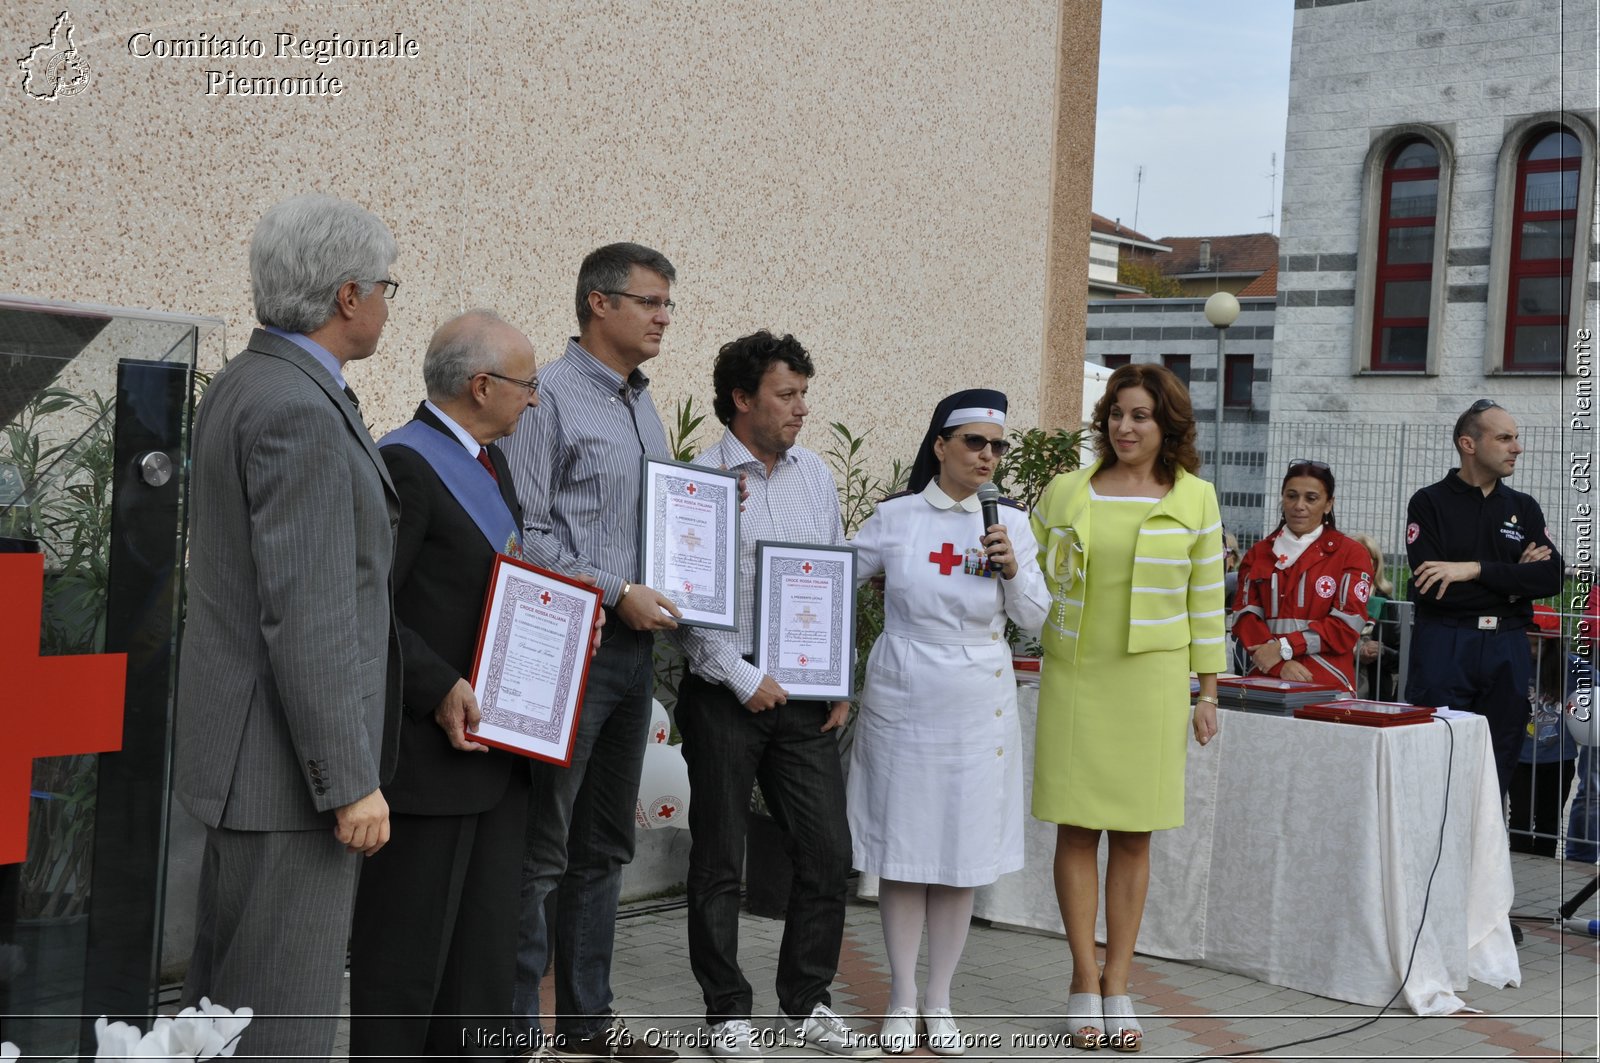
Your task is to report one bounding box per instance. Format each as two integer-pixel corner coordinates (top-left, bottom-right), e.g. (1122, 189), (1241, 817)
(1405, 399), (1562, 800)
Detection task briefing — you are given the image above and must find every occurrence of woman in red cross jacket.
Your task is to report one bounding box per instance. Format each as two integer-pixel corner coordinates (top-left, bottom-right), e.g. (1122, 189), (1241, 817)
(1232, 460), (1375, 692)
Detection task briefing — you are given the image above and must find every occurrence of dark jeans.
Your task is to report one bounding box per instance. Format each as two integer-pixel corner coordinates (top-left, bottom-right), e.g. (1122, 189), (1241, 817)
(675, 672), (852, 1025)
(1407, 621), (1531, 798)
(513, 625), (655, 1041)
(1510, 758), (1578, 857)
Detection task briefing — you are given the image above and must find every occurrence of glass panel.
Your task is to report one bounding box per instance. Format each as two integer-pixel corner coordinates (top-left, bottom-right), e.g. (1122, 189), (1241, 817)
(1526, 130), (1580, 162)
(1520, 218), (1575, 260)
(1514, 276), (1570, 317)
(1524, 170), (1578, 213)
(1511, 325), (1564, 369)
(1379, 326), (1428, 367)
(0, 297), (217, 1057)
(1382, 280), (1432, 319)
(1386, 225), (1435, 264)
(1389, 179), (1437, 219)
(1392, 141), (1439, 169)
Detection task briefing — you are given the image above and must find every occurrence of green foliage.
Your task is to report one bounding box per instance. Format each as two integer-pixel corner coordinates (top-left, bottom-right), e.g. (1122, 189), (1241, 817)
(668, 395), (711, 464)
(1118, 257), (1183, 298)
(994, 426), (1085, 511)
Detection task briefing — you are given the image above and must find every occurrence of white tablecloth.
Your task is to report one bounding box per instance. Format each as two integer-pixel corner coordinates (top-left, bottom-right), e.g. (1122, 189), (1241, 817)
(864, 689), (1521, 1015)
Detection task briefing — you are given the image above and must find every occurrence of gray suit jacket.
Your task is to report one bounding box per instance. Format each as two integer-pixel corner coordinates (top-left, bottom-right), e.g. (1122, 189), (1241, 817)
(175, 328), (402, 831)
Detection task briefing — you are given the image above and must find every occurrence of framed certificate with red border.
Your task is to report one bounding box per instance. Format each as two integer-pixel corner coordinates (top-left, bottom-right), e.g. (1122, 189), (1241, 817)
(467, 554), (602, 765)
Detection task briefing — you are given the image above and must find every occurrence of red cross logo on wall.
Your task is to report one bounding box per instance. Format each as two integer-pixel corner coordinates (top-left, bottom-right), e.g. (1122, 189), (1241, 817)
(929, 543), (962, 575)
(801, 561), (813, 574)
(540, 591), (552, 605)
(2, 555), (127, 864)
(685, 483), (697, 495)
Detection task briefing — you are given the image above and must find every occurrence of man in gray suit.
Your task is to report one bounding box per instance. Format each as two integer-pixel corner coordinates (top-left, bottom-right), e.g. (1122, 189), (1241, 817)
(175, 193), (404, 1061)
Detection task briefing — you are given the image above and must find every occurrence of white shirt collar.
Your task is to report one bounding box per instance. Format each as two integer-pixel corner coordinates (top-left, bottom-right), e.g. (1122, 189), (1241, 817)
(923, 479), (981, 513)
(423, 400), (481, 456)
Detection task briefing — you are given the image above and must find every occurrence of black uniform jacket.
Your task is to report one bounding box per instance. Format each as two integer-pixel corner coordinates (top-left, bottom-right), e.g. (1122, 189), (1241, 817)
(1405, 468), (1563, 630)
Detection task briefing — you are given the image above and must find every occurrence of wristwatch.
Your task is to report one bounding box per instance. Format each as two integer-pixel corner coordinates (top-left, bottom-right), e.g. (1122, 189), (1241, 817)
(1278, 637), (1293, 662)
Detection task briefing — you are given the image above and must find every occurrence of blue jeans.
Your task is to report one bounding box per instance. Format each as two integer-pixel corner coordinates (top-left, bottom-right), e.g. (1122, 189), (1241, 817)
(1568, 747), (1600, 863)
(675, 672), (852, 1024)
(513, 625), (654, 1041)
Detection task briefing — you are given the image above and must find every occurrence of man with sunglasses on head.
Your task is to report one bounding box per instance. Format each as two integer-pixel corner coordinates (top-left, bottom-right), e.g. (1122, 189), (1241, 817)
(1405, 399), (1563, 813)
(500, 243), (683, 1061)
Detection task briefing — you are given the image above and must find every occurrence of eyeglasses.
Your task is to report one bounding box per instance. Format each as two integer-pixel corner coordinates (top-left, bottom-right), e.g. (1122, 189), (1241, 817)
(1287, 458), (1330, 473)
(367, 279), (400, 300)
(1468, 399), (1501, 413)
(602, 291), (677, 314)
(484, 372), (539, 393)
(953, 433), (1011, 456)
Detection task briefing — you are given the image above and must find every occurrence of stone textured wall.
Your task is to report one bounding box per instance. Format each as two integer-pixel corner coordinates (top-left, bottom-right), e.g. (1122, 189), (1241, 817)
(2, 0), (1097, 470)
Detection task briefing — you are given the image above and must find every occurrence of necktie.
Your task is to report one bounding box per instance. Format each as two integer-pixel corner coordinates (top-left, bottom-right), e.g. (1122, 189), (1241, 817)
(343, 384), (360, 407)
(477, 447), (499, 482)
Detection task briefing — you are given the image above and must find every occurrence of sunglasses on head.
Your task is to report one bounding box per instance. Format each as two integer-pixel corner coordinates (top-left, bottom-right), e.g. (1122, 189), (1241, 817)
(1286, 458), (1330, 474)
(951, 433), (1011, 456)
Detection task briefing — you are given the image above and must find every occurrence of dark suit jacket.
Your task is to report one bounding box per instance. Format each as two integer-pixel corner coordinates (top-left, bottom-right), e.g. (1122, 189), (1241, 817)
(381, 405), (527, 816)
(175, 328), (402, 831)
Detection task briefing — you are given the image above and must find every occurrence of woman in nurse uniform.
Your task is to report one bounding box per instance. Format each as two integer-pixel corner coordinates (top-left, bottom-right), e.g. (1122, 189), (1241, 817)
(848, 389), (1049, 1056)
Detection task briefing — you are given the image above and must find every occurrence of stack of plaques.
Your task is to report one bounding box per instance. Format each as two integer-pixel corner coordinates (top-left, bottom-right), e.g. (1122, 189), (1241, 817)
(1215, 675), (1348, 715)
(1294, 699), (1437, 728)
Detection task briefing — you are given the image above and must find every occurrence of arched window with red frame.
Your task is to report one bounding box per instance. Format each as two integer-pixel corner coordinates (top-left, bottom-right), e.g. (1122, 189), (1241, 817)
(1505, 127), (1580, 371)
(1370, 139), (1439, 371)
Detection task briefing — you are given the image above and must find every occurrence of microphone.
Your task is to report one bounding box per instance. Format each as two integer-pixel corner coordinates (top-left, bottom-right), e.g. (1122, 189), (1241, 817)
(978, 481), (1001, 534)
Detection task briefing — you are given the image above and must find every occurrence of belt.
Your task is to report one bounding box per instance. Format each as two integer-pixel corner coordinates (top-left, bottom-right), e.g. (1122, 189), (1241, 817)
(1421, 612), (1522, 632)
(881, 622), (1003, 646)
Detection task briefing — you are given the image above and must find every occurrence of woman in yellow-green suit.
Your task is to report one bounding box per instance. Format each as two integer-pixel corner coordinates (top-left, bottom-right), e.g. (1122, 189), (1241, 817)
(1030, 363), (1226, 1054)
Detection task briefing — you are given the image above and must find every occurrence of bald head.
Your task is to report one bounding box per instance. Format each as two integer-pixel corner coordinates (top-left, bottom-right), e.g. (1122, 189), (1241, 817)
(424, 310), (517, 402)
(423, 310), (539, 444)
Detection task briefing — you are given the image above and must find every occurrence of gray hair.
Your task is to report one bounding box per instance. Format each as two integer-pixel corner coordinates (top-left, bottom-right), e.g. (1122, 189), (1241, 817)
(249, 194), (398, 333)
(423, 309), (511, 402)
(575, 242), (676, 327)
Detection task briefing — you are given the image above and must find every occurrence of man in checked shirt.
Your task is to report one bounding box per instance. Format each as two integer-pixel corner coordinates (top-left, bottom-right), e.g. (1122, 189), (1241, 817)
(674, 331), (876, 1060)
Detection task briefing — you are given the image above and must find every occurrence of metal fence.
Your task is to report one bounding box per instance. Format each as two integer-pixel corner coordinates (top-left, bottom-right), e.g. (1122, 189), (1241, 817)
(1200, 420), (1597, 861)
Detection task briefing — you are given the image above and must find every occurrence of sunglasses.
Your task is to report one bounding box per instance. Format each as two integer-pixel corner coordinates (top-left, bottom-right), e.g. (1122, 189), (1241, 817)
(1287, 458), (1330, 473)
(1468, 399), (1501, 413)
(952, 433), (1011, 457)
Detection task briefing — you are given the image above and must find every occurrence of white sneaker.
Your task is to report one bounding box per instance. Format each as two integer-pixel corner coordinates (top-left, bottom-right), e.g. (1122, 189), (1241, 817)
(709, 1019), (762, 1059)
(789, 1003), (879, 1057)
(879, 1007), (918, 1055)
(923, 1008), (964, 1056)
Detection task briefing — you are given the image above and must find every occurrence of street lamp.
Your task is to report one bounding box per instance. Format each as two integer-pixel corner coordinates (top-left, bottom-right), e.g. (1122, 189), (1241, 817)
(1203, 291), (1241, 498)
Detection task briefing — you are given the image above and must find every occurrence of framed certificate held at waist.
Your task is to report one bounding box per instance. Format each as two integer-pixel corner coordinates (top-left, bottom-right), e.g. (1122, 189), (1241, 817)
(752, 540), (857, 701)
(468, 554), (603, 765)
(638, 456), (740, 630)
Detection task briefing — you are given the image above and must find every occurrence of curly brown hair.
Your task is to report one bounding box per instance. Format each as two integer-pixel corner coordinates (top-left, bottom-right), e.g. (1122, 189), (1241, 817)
(1090, 363), (1201, 485)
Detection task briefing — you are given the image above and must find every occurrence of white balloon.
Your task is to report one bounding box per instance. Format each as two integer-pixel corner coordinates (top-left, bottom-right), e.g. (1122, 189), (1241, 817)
(634, 741), (691, 829)
(648, 698), (671, 744)
(1567, 688), (1600, 747)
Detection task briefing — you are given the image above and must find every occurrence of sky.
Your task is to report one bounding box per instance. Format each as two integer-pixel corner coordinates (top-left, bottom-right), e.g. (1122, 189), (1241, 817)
(1093, 0), (1296, 242)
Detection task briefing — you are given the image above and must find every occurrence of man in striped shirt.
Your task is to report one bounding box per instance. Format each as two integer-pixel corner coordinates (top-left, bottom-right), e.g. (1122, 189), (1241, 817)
(674, 332), (874, 1059)
(501, 243), (683, 1061)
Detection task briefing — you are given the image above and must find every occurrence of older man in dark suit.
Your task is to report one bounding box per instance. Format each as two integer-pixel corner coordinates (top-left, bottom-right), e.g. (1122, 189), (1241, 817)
(175, 193), (403, 1061)
(349, 310), (543, 1058)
